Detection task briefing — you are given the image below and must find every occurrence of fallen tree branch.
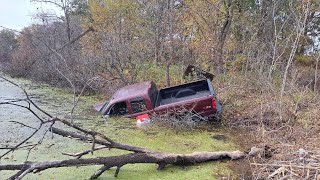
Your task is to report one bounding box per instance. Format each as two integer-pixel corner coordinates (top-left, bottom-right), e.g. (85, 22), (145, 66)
(1, 150), (246, 179)
(8, 121), (38, 130)
(50, 126), (152, 153)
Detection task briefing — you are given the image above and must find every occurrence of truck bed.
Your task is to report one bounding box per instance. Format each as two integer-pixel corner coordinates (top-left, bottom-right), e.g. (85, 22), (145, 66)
(155, 79), (212, 107)
(159, 90), (211, 105)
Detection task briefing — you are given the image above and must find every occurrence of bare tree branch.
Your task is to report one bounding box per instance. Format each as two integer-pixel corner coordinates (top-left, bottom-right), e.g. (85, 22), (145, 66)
(1, 150), (246, 179)
(62, 146), (108, 159)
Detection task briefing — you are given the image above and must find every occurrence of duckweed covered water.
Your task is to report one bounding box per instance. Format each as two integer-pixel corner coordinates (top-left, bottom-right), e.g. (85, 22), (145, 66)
(0, 77), (238, 179)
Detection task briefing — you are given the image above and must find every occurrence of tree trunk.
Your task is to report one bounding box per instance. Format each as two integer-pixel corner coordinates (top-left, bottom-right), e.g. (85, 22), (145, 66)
(314, 54), (320, 92)
(258, 0), (275, 67)
(2, 150), (246, 180)
(216, 0), (233, 74)
(166, 63), (171, 86)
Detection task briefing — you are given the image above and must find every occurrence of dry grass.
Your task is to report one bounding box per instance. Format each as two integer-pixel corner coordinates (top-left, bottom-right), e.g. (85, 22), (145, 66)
(217, 71), (320, 179)
(150, 107), (209, 132)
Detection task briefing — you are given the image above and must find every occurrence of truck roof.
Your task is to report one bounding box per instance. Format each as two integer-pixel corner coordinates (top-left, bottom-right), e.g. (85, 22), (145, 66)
(110, 81), (153, 102)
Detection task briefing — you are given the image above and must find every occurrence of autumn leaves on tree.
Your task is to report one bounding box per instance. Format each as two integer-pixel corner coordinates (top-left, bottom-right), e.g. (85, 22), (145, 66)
(0, 0), (320, 90)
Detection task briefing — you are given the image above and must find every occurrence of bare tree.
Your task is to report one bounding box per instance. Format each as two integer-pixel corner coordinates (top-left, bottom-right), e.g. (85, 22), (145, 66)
(314, 53), (320, 92)
(0, 29), (17, 63)
(280, 0), (310, 120)
(216, 0), (234, 74)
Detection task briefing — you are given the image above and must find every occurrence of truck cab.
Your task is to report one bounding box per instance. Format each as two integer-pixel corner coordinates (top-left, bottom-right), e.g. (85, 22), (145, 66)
(100, 81), (156, 118)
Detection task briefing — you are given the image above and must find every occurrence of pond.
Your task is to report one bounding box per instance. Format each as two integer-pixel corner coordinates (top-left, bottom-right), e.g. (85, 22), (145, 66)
(0, 77), (239, 179)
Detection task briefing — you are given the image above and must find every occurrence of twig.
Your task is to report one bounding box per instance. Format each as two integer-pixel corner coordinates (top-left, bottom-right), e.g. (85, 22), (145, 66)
(8, 121), (37, 130)
(62, 146), (108, 159)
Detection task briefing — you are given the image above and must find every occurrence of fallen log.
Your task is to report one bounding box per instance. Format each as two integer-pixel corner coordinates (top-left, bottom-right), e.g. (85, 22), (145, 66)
(0, 118), (256, 180)
(1, 150), (246, 180)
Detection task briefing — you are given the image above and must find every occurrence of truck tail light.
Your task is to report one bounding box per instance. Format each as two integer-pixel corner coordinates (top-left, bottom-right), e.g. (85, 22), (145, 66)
(211, 98), (217, 110)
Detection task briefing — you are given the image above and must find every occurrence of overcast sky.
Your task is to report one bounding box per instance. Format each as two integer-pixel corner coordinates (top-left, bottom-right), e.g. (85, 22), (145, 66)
(0, 0), (62, 30)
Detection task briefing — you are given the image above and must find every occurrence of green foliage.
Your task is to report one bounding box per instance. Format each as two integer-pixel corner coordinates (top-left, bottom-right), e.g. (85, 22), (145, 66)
(70, 0), (90, 16)
(237, 0), (260, 12)
(136, 63), (185, 87)
(226, 54), (247, 71)
(0, 29), (17, 62)
(295, 55), (315, 66)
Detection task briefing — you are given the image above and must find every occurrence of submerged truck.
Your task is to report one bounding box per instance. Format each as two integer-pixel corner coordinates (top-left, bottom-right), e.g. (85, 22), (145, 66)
(96, 78), (222, 121)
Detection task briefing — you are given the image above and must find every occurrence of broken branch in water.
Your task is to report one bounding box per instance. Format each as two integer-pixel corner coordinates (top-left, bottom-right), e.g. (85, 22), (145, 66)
(1, 150), (246, 180)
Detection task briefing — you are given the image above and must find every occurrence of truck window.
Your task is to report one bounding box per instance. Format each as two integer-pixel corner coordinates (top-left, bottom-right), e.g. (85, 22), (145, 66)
(130, 97), (146, 113)
(109, 101), (128, 116)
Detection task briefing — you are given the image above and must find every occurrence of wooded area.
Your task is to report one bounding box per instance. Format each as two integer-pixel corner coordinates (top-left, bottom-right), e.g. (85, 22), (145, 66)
(0, 0), (319, 90)
(1, 0), (320, 179)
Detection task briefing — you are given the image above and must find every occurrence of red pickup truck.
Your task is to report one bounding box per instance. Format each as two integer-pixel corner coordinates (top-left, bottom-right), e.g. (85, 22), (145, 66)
(96, 79), (222, 121)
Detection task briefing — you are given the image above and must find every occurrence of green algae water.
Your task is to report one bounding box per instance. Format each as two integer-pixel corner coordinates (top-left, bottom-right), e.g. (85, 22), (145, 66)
(0, 77), (237, 179)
